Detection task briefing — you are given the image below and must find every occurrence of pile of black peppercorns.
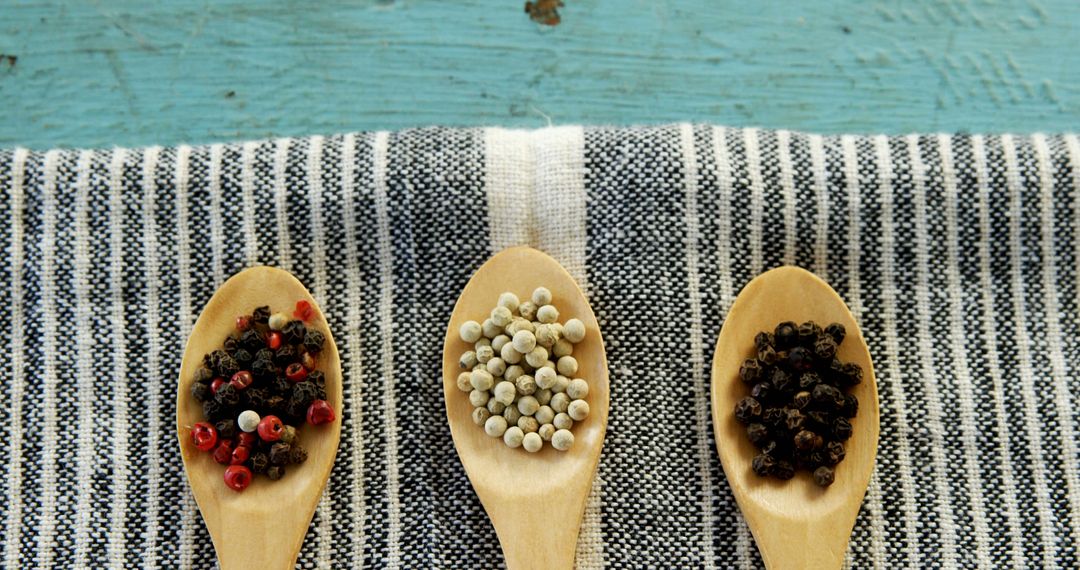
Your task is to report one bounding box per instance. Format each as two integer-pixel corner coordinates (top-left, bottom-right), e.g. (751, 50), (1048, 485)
(734, 321), (861, 487)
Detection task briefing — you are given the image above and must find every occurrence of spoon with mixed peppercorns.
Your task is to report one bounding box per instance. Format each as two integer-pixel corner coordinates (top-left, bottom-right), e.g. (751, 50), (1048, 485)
(176, 266), (342, 570)
(711, 266), (879, 570)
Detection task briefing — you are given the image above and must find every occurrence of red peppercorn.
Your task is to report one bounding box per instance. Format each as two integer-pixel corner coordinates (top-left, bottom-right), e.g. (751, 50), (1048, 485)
(257, 415), (285, 442)
(212, 440), (234, 465)
(307, 399), (336, 426)
(237, 432), (257, 447)
(285, 363), (308, 383)
(294, 300), (314, 321)
(230, 370), (254, 391)
(223, 465), (252, 492)
(236, 315), (252, 332)
(210, 378), (226, 394)
(230, 445), (251, 466)
(267, 331), (283, 351)
(190, 422), (218, 452)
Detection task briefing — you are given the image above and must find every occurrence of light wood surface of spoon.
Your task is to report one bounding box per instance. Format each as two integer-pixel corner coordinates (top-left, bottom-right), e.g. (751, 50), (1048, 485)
(176, 266), (342, 570)
(443, 247), (609, 570)
(711, 266), (879, 570)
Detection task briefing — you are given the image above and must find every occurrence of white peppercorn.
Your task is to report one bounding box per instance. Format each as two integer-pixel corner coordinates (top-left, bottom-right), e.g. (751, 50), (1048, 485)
(537, 304), (559, 324)
(503, 405), (522, 424)
(543, 360), (557, 371)
(500, 343), (523, 364)
(486, 357), (506, 377)
(459, 351), (478, 369)
(506, 317), (534, 335)
(515, 374), (537, 396)
(473, 363), (486, 372)
(552, 429), (574, 451)
(525, 346), (548, 368)
(237, 410), (261, 433)
(532, 287), (552, 306)
(534, 324), (560, 348)
(268, 312), (289, 331)
(535, 405), (555, 425)
(456, 372), (473, 392)
(503, 426), (525, 448)
(474, 338), (491, 350)
(535, 388), (553, 406)
(469, 389), (490, 407)
(512, 330), (537, 353)
(553, 412), (573, 430)
(557, 355), (578, 376)
(485, 415), (508, 438)
(472, 407), (491, 426)
(553, 339), (573, 358)
(550, 392), (570, 413)
(518, 301), (538, 321)
(497, 292), (520, 313)
(491, 306), (513, 328)
(482, 318), (501, 339)
(487, 399), (506, 415)
(518, 416), (539, 434)
(552, 375), (570, 394)
(470, 369), (495, 391)
(459, 320), (483, 343)
(517, 395), (540, 416)
(504, 365), (524, 382)
(491, 334), (510, 353)
(523, 432), (543, 453)
(568, 399), (590, 421)
(476, 345), (495, 364)
(538, 423), (556, 441)
(493, 381), (517, 405)
(567, 378), (589, 399)
(562, 318), (586, 343)
(535, 366), (557, 390)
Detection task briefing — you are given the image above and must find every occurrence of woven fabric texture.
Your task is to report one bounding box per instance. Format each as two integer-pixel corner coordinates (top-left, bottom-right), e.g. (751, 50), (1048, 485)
(1, 125), (1079, 568)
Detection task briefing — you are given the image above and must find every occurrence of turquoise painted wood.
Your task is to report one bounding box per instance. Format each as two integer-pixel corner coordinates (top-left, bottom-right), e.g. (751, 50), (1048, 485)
(1, 0), (1077, 149)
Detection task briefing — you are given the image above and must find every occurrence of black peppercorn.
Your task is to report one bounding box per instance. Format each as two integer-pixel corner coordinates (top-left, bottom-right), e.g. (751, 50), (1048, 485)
(308, 370), (325, 386)
(195, 367), (214, 383)
(266, 395), (286, 414)
(832, 418), (853, 441)
(814, 337), (837, 361)
(252, 357), (277, 380)
(215, 419), (238, 440)
(771, 368), (794, 392)
(812, 384), (842, 410)
(292, 381), (318, 407)
(785, 409), (806, 432)
(757, 344), (779, 365)
(747, 423), (770, 446)
(797, 321), (819, 346)
(267, 465), (285, 480)
(191, 381), (211, 403)
(761, 440), (786, 457)
(762, 408), (785, 428)
(755, 331), (774, 351)
(806, 411), (832, 430)
(202, 399), (226, 421)
(751, 381), (773, 402)
(841, 363), (863, 385)
(840, 393), (859, 418)
(752, 453), (775, 476)
(255, 348), (273, 362)
(269, 442), (291, 465)
(282, 320), (306, 345)
(245, 387), (269, 410)
(217, 353), (240, 378)
(240, 329), (264, 352)
(824, 441), (846, 465)
(774, 321), (798, 349)
(215, 383), (240, 407)
(814, 466), (835, 487)
(285, 398), (308, 420)
(252, 306), (270, 325)
(793, 391), (811, 410)
(793, 429), (817, 452)
(289, 446), (308, 464)
(223, 337), (239, 355)
(788, 346), (814, 372)
(773, 460), (796, 480)
(250, 452), (269, 474)
(271, 376), (292, 396)
(273, 345), (296, 366)
(303, 329), (325, 354)
(824, 322), (845, 345)
(233, 348), (253, 366)
(739, 359), (763, 384)
(799, 372), (822, 390)
(734, 397), (763, 424)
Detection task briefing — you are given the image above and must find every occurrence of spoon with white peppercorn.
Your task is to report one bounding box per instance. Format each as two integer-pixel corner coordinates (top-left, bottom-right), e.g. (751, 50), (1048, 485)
(177, 266), (342, 570)
(443, 247), (609, 570)
(711, 266), (879, 570)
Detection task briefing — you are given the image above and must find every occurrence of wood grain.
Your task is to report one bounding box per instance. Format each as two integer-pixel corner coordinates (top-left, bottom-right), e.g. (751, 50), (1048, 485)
(1, 0), (1076, 149)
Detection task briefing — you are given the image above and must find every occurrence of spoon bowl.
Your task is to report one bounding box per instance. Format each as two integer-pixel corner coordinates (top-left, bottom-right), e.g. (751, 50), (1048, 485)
(176, 266), (342, 570)
(711, 266), (879, 569)
(443, 246), (609, 570)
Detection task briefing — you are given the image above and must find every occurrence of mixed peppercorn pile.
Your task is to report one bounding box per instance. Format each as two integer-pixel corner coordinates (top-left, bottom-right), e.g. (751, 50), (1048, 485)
(188, 301), (336, 492)
(734, 321), (861, 487)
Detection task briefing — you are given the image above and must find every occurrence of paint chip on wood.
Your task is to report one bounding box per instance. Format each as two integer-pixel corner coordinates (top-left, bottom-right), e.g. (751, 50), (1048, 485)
(526, 0), (564, 26)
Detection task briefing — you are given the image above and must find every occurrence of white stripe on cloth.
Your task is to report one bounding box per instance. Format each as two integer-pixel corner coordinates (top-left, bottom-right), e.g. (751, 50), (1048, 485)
(307, 135), (334, 568)
(970, 135), (1026, 568)
(531, 126), (604, 569)
(36, 150), (61, 569)
(1001, 134), (1056, 570)
(484, 128), (533, 250)
(274, 138), (292, 271)
(777, 130), (797, 266)
(679, 123), (717, 570)
(139, 147), (165, 568)
(72, 149), (97, 568)
(872, 135), (920, 569)
(176, 145), (198, 570)
(241, 141), (259, 266)
(106, 148), (130, 568)
(840, 135), (864, 570)
(809, 134), (829, 280)
(373, 131), (402, 569)
(710, 126), (751, 569)
(4, 148), (28, 570)
(744, 128), (765, 276)
(341, 133), (367, 565)
(936, 134), (993, 568)
(905, 135), (959, 566)
(1068, 135), (1080, 328)
(209, 144), (225, 284)
(1032, 134), (1080, 554)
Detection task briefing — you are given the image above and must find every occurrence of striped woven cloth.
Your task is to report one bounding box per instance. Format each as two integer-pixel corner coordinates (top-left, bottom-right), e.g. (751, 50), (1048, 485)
(1, 125), (1078, 568)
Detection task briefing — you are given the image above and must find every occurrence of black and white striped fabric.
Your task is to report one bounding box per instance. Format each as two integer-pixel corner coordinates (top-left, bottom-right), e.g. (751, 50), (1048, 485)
(1, 125), (1078, 568)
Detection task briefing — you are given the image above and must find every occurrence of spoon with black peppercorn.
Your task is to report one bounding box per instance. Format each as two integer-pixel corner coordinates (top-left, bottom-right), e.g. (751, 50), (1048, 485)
(711, 266), (879, 569)
(176, 266), (342, 570)
(443, 247), (609, 569)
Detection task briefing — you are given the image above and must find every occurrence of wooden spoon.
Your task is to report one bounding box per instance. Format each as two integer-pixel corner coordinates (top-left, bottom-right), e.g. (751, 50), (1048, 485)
(176, 266), (342, 570)
(443, 246), (609, 570)
(711, 266), (879, 570)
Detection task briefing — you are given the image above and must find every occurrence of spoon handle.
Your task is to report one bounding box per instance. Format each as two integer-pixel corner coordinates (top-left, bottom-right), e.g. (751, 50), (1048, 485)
(487, 493), (583, 570)
(210, 507), (303, 570)
(748, 510), (846, 570)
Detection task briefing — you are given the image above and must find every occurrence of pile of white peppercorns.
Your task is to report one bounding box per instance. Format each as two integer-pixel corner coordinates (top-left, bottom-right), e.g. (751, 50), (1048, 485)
(456, 287), (591, 453)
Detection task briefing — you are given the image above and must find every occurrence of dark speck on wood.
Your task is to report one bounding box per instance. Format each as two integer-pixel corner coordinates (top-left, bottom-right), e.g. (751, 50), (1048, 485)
(1, 55), (16, 67)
